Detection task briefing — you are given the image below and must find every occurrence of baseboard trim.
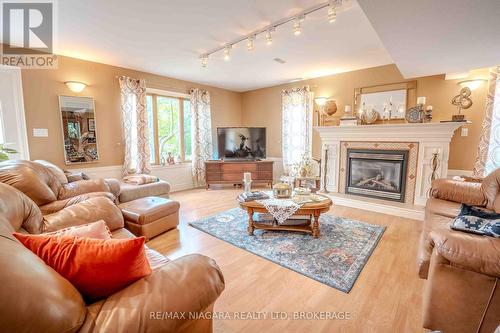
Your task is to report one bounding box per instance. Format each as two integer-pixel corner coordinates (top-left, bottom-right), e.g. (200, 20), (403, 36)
(170, 182), (195, 193)
(322, 192), (425, 221)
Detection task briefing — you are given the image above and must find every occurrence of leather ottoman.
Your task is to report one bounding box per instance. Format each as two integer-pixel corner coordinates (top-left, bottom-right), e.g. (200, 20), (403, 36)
(119, 196), (180, 240)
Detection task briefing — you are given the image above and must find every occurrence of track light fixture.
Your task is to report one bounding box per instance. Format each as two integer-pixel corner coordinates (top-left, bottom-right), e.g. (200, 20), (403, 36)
(328, 1), (337, 23)
(223, 44), (231, 61)
(247, 35), (255, 51)
(265, 28), (274, 45)
(293, 17), (302, 35)
(198, 1), (345, 67)
(200, 54), (208, 67)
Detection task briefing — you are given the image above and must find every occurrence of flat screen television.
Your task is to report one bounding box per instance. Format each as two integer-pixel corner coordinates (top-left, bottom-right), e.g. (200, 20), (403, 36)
(217, 127), (266, 160)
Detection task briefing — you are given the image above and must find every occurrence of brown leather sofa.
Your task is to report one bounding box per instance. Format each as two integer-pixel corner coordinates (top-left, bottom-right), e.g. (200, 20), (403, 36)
(0, 180), (225, 332)
(418, 168), (500, 333)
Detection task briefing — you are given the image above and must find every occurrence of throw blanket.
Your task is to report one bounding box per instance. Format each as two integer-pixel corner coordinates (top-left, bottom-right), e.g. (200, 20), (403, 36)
(256, 198), (301, 225)
(123, 174), (159, 185)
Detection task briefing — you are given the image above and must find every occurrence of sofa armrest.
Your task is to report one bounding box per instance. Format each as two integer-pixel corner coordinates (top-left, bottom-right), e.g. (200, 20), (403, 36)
(43, 197), (124, 232)
(104, 178), (121, 200)
(40, 192), (115, 215)
(82, 254), (225, 333)
(430, 230), (500, 277)
(58, 179), (110, 200)
(430, 178), (486, 206)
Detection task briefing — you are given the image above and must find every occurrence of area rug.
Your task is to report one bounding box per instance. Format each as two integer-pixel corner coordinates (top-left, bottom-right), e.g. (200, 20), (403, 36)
(189, 208), (385, 293)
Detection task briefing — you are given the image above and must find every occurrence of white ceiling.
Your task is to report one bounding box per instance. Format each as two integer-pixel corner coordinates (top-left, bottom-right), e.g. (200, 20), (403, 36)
(357, 0), (500, 79)
(52, 0), (393, 92)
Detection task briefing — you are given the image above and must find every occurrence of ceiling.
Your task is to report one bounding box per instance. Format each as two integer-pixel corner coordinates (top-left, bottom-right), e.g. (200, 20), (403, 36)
(6, 0), (498, 91)
(357, 0), (500, 79)
(52, 0), (393, 92)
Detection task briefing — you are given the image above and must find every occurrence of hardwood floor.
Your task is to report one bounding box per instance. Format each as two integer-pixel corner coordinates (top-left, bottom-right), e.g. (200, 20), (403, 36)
(147, 187), (425, 333)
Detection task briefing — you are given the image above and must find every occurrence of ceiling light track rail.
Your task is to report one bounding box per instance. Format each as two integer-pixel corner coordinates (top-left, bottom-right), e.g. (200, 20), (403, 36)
(200, 0), (343, 66)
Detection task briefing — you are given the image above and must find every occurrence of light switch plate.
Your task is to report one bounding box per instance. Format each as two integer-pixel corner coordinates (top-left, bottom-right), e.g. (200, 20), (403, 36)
(33, 128), (49, 137)
(461, 127), (469, 137)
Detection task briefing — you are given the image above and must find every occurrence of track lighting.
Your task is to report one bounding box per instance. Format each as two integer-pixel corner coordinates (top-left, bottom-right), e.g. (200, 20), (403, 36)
(223, 45), (231, 61)
(247, 35), (255, 51)
(198, 1), (345, 67)
(200, 54), (208, 67)
(328, 1), (337, 23)
(293, 17), (302, 36)
(265, 29), (273, 45)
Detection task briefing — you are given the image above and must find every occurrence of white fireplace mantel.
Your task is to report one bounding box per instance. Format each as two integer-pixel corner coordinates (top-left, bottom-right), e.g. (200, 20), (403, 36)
(314, 122), (466, 215)
(315, 122), (464, 142)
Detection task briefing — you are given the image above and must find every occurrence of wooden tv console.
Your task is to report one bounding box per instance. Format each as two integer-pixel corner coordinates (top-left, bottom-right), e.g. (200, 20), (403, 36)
(205, 160), (274, 189)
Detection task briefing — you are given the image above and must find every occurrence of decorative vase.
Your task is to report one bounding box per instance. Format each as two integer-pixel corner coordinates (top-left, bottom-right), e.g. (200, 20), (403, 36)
(299, 167), (308, 177)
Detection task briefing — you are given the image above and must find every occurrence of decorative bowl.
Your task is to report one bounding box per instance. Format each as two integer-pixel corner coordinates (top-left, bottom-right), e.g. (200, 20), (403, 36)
(273, 182), (292, 198)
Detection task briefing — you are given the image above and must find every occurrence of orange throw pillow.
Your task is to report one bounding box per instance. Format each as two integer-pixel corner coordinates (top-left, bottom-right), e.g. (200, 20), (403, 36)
(45, 220), (112, 239)
(13, 233), (152, 301)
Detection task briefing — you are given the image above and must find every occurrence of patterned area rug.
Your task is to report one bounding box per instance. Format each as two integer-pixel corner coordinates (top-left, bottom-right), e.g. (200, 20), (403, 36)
(189, 208), (385, 293)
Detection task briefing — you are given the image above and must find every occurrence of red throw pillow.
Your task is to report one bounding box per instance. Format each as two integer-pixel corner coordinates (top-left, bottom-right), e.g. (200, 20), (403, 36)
(13, 233), (152, 301)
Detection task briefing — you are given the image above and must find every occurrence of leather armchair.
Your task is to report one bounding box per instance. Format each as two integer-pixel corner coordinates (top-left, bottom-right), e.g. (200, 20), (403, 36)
(0, 181), (225, 333)
(419, 168), (500, 333)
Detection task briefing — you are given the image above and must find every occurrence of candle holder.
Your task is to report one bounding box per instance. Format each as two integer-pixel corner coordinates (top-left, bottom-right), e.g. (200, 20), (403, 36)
(243, 180), (252, 194)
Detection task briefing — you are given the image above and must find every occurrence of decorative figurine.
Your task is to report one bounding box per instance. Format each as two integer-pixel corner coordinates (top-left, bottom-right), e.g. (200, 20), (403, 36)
(451, 87), (473, 122)
(166, 152), (175, 165)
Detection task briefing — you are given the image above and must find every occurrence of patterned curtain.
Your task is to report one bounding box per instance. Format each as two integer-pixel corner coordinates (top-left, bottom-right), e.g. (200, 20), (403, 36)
(190, 89), (213, 187)
(473, 67), (500, 177)
(118, 76), (150, 176)
(282, 86), (313, 172)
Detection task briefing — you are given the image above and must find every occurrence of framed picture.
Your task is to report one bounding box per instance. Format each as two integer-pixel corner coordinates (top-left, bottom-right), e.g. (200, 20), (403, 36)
(88, 118), (95, 131)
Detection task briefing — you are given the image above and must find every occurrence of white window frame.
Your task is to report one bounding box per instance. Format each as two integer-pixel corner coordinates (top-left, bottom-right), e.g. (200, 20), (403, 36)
(0, 66), (30, 159)
(146, 88), (191, 165)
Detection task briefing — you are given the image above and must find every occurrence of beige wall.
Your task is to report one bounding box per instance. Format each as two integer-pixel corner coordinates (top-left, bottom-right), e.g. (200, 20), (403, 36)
(21, 57), (487, 172)
(241, 64), (488, 171)
(21, 55), (242, 168)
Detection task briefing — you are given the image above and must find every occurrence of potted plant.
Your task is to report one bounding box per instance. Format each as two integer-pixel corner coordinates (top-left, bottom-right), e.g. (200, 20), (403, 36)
(0, 144), (18, 161)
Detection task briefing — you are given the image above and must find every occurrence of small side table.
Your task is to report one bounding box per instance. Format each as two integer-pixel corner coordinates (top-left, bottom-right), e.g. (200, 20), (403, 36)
(294, 177), (321, 192)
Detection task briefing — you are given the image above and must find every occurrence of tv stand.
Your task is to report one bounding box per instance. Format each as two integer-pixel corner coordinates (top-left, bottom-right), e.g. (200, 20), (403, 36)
(205, 160), (274, 189)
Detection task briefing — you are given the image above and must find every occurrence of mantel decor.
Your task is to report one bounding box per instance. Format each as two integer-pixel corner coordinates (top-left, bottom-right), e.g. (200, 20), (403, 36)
(451, 87), (473, 121)
(354, 81), (417, 124)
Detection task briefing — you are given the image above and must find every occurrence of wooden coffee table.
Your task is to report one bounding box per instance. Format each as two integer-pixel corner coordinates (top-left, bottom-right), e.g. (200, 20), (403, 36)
(238, 195), (332, 238)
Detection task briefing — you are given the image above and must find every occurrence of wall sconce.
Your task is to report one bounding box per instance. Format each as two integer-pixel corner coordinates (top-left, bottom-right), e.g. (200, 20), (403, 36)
(314, 97), (328, 107)
(458, 79), (486, 91)
(65, 81), (87, 93)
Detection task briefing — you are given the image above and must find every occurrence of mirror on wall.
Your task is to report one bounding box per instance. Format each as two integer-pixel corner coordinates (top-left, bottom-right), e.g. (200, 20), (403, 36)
(354, 81), (417, 121)
(59, 96), (99, 164)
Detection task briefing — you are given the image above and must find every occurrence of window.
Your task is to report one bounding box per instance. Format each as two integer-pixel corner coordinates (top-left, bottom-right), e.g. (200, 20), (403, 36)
(146, 92), (191, 164)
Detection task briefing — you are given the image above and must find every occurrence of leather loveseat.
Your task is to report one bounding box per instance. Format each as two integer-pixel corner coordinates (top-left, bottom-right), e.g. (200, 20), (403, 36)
(418, 168), (500, 333)
(0, 161), (225, 332)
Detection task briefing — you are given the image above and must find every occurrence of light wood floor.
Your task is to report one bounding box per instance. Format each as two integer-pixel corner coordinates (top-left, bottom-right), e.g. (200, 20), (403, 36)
(147, 187), (425, 333)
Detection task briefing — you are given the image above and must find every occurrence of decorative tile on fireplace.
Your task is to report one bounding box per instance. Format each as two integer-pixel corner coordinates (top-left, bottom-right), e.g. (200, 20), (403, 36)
(339, 142), (418, 204)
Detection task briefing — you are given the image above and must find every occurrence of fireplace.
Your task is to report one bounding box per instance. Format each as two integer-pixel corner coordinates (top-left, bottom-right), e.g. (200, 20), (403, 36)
(345, 149), (408, 202)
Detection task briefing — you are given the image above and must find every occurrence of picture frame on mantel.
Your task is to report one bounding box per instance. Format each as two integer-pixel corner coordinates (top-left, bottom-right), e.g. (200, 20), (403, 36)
(354, 81), (417, 124)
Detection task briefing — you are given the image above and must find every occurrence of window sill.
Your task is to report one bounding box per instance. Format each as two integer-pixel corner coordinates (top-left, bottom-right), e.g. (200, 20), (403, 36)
(150, 162), (191, 170)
